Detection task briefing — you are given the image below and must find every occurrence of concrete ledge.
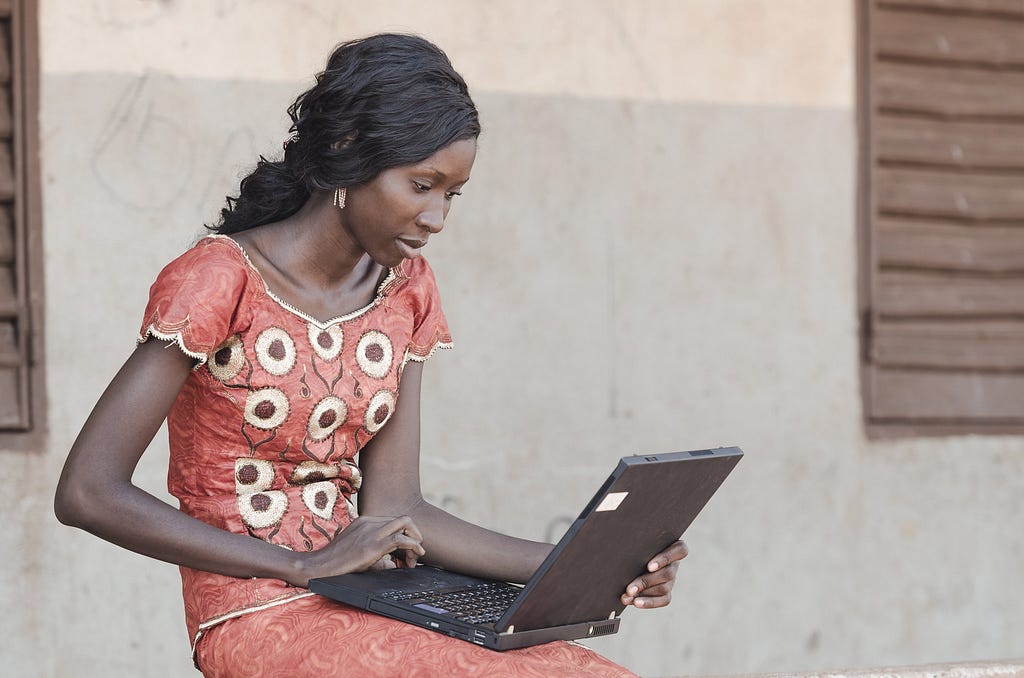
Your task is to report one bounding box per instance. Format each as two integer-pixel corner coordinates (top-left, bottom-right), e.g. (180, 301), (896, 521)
(699, 659), (1024, 678)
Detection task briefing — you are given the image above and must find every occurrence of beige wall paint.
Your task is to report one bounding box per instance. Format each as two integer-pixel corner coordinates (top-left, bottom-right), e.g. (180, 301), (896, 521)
(40, 0), (853, 108)
(3, 1), (1021, 677)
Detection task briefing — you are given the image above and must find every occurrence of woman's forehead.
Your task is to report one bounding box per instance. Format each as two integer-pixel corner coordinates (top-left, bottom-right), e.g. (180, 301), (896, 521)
(414, 138), (477, 181)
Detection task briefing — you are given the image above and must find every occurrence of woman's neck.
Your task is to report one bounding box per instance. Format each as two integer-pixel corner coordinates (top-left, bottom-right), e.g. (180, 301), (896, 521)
(229, 193), (387, 322)
(248, 192), (376, 291)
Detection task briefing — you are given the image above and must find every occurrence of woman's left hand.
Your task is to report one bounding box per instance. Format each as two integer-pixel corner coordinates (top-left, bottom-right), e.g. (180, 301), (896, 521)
(620, 540), (689, 609)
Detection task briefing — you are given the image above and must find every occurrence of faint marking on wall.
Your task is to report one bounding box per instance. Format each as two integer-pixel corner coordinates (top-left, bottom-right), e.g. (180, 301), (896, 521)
(91, 0), (166, 29)
(195, 127), (257, 220)
(92, 73), (194, 210)
(421, 492), (464, 517)
(91, 0), (246, 28)
(544, 514), (573, 543)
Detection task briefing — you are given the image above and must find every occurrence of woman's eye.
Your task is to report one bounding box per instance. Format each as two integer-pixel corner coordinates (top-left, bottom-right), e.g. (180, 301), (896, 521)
(445, 191), (462, 201)
(413, 182), (430, 193)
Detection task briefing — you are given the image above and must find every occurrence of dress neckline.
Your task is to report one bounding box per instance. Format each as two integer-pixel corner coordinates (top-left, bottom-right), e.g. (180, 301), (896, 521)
(204, 234), (402, 329)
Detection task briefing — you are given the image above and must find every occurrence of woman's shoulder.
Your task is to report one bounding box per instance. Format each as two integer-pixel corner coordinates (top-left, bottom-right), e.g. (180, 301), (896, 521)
(164, 233), (248, 269)
(150, 235), (255, 293)
(382, 256), (446, 317)
(139, 235), (259, 362)
(394, 255), (442, 293)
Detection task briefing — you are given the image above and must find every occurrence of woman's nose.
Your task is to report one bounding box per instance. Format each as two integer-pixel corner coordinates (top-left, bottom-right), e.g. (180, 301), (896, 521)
(417, 201), (445, 234)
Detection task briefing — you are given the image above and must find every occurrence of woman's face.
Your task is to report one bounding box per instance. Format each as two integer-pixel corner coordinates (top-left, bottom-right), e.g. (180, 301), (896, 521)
(342, 138), (477, 267)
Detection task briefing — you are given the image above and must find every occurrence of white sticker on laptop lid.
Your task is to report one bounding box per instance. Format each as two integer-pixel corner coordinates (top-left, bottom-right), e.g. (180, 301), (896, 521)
(595, 491), (628, 512)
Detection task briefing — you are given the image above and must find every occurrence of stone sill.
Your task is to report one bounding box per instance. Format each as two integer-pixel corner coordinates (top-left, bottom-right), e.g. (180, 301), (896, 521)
(699, 659), (1024, 678)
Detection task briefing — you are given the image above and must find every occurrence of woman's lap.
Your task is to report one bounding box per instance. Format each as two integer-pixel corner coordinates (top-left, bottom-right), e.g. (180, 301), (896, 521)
(196, 595), (636, 678)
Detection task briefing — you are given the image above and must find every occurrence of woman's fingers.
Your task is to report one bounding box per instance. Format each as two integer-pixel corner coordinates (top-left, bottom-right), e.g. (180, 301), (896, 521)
(622, 578), (674, 604)
(632, 590), (673, 608)
(621, 540), (688, 609)
(380, 515), (425, 567)
(334, 515), (426, 571)
(387, 516), (424, 544)
(646, 540), (688, 573)
(621, 567), (676, 605)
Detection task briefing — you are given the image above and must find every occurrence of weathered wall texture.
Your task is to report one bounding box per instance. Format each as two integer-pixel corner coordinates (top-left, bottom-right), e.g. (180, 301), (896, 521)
(2, 1), (1021, 677)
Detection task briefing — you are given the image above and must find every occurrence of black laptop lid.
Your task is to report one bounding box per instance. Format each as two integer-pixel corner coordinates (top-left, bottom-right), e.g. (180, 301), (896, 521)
(498, 447), (742, 632)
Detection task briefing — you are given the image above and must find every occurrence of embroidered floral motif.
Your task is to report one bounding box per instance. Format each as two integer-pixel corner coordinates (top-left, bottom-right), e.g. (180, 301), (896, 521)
(343, 459), (363, 490)
(306, 396), (348, 441)
(255, 327), (297, 376)
(302, 481), (338, 521)
(345, 496), (359, 520)
(308, 323), (343, 361)
(244, 387), (290, 430)
(235, 458), (274, 492)
(237, 490), (288, 529)
(363, 389), (396, 433)
(208, 335), (245, 382)
(355, 330), (393, 379)
(289, 460), (341, 485)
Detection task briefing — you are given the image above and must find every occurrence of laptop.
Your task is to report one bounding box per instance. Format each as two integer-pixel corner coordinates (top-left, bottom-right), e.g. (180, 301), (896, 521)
(310, 446), (743, 651)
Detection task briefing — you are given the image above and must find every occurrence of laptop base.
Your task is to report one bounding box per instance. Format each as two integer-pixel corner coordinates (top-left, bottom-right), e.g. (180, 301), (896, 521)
(367, 596), (620, 651)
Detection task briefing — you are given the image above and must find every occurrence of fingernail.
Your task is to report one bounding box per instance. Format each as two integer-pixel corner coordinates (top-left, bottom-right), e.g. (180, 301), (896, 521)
(648, 562), (660, 572)
(635, 599), (645, 608)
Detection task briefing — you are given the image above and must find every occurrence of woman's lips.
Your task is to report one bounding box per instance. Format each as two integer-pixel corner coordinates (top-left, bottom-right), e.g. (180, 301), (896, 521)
(396, 237), (427, 258)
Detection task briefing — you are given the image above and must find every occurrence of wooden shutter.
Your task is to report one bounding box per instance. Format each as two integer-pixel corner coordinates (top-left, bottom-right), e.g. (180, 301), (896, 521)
(861, 0), (1024, 434)
(0, 0), (40, 435)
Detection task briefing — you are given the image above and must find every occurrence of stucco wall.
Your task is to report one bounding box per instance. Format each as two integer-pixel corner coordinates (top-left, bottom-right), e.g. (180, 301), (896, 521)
(2, 1), (1021, 676)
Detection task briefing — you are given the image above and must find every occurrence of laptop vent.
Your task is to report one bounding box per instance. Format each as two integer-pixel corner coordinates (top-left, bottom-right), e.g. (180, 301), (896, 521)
(588, 621), (617, 637)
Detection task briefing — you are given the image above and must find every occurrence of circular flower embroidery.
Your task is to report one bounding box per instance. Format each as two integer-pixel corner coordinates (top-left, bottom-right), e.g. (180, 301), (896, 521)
(238, 490), (288, 529)
(208, 335), (245, 382)
(254, 327), (297, 376)
(356, 330), (393, 379)
(244, 387), (290, 430)
(364, 389), (396, 433)
(307, 396), (348, 441)
(289, 460), (341, 485)
(302, 480), (338, 521)
(235, 458), (274, 492)
(342, 459), (363, 491)
(308, 323), (343, 361)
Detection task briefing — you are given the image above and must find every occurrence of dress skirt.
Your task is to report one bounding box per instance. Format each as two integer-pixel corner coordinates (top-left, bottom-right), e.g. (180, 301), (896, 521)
(195, 594), (637, 677)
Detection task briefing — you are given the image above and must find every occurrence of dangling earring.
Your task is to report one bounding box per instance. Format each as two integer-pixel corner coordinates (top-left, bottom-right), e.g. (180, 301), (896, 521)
(333, 187), (346, 209)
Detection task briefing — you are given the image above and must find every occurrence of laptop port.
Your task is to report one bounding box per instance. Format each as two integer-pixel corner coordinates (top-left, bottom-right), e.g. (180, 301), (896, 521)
(588, 621), (617, 637)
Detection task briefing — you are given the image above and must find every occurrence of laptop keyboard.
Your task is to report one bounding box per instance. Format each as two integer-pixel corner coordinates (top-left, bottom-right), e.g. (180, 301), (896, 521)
(380, 582), (521, 624)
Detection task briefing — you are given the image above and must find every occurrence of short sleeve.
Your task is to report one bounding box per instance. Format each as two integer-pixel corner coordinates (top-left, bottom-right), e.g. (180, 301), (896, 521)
(137, 237), (250, 367)
(403, 257), (453, 363)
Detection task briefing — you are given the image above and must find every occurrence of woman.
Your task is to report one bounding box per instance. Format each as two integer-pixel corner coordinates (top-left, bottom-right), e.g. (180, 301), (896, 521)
(55, 34), (687, 677)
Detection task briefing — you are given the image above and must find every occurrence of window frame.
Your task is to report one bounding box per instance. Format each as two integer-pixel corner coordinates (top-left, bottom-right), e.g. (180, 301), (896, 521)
(857, 0), (1024, 437)
(0, 0), (44, 450)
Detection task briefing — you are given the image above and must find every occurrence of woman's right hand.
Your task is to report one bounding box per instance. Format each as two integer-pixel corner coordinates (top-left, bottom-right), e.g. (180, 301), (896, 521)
(299, 514), (425, 586)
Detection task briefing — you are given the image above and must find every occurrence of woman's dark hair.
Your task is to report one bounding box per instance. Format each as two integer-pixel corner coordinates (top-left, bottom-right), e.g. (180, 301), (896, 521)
(211, 33), (480, 234)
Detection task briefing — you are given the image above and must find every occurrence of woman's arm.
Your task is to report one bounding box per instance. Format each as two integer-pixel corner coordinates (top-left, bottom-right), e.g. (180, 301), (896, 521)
(54, 339), (423, 587)
(358, 361), (552, 584)
(357, 362), (689, 606)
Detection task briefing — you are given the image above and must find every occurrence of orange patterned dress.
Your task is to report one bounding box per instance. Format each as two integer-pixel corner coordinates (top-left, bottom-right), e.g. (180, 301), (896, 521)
(138, 235), (635, 677)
